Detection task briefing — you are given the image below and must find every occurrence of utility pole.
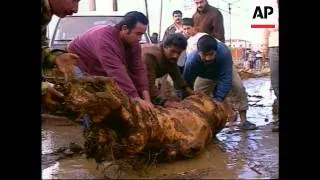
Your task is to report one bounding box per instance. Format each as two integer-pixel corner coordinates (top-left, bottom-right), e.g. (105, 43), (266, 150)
(222, 0), (241, 47)
(113, 0), (118, 11)
(88, 0), (96, 11)
(228, 3), (231, 47)
(159, 0), (163, 42)
(144, 0), (150, 36)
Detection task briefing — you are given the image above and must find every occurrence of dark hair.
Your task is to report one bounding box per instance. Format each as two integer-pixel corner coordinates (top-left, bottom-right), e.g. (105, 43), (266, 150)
(182, 18), (193, 26)
(116, 11), (149, 30)
(197, 35), (218, 52)
(163, 33), (187, 50)
(172, 10), (182, 16)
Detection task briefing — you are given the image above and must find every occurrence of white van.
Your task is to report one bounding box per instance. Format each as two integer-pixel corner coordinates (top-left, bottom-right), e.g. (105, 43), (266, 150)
(47, 11), (152, 50)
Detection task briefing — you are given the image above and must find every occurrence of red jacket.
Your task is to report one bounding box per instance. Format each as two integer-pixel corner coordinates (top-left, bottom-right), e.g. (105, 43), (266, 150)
(68, 25), (149, 98)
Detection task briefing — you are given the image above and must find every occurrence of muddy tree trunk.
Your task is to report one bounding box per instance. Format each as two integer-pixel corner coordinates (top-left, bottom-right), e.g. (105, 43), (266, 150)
(65, 76), (231, 162)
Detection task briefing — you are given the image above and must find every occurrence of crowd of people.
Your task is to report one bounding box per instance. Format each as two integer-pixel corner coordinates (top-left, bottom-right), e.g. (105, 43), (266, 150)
(41, 0), (279, 132)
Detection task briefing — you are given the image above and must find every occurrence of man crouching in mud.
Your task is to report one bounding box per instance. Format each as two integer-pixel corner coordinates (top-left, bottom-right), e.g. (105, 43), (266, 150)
(141, 33), (197, 107)
(41, 0), (80, 111)
(183, 35), (257, 130)
(67, 11), (153, 112)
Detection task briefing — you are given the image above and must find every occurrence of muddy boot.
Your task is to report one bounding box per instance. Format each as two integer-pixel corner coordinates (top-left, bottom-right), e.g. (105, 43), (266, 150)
(272, 121), (279, 132)
(240, 120), (257, 130)
(238, 110), (256, 130)
(272, 99), (279, 115)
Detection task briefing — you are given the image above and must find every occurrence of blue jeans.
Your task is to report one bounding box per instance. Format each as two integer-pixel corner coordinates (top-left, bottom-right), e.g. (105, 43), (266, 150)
(72, 66), (90, 128)
(72, 66), (84, 79)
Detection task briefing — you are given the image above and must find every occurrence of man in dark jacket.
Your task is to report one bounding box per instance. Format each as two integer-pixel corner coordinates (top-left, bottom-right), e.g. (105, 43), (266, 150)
(183, 35), (256, 130)
(162, 10), (184, 42)
(142, 33), (195, 106)
(41, 0), (80, 110)
(192, 0), (225, 42)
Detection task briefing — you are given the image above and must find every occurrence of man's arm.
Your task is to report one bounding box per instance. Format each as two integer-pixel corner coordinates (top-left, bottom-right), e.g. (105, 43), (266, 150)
(97, 38), (140, 98)
(41, 26), (67, 69)
(162, 26), (171, 42)
(143, 54), (161, 102)
(213, 10), (225, 43)
(128, 42), (150, 98)
(168, 64), (189, 91)
(213, 49), (233, 101)
(183, 51), (200, 88)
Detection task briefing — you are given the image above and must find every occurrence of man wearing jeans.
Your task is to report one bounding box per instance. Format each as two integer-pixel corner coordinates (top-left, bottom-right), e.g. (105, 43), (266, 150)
(183, 35), (256, 130)
(267, 26), (279, 132)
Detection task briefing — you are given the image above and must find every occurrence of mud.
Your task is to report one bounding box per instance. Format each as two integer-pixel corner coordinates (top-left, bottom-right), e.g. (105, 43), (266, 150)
(42, 76), (278, 179)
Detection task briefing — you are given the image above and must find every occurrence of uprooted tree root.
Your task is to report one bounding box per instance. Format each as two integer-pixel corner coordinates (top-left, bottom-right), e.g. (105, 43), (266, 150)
(63, 75), (233, 167)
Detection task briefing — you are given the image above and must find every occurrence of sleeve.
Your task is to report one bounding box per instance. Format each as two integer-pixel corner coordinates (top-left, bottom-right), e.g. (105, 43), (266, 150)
(182, 51), (199, 89)
(162, 27), (171, 42)
(97, 37), (139, 98)
(213, 50), (233, 101)
(213, 11), (225, 43)
(41, 26), (66, 69)
(128, 42), (149, 92)
(142, 54), (160, 99)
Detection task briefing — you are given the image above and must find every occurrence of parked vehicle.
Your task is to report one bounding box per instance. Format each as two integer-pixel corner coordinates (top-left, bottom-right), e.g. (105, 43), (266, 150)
(47, 11), (152, 50)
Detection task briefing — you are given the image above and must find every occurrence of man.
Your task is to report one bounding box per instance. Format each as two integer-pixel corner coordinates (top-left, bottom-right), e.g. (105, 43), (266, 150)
(162, 10), (183, 42)
(41, 0), (80, 109)
(68, 11), (153, 111)
(182, 18), (208, 57)
(142, 33), (195, 106)
(150, 32), (159, 44)
(192, 0), (225, 43)
(183, 35), (256, 130)
(266, 25), (279, 132)
(176, 18), (208, 74)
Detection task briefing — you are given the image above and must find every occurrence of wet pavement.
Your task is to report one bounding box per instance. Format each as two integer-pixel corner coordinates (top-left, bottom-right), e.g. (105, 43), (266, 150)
(41, 77), (278, 179)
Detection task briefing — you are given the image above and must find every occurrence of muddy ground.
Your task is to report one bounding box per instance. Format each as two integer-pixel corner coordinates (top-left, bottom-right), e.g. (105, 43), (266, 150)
(42, 77), (278, 179)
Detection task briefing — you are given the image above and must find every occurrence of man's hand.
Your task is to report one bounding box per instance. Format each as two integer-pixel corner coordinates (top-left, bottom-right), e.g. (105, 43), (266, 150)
(43, 86), (64, 111)
(134, 97), (154, 112)
(55, 53), (79, 80)
(185, 87), (202, 97)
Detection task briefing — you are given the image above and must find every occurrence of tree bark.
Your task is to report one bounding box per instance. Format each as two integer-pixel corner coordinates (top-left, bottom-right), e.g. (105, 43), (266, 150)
(66, 76), (232, 162)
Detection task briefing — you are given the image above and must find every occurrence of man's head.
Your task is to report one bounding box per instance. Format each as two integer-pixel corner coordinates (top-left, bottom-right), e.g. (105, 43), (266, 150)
(172, 10), (183, 25)
(194, 0), (208, 12)
(163, 33), (187, 63)
(49, 0), (80, 18)
(182, 18), (197, 38)
(197, 35), (218, 64)
(117, 11), (149, 45)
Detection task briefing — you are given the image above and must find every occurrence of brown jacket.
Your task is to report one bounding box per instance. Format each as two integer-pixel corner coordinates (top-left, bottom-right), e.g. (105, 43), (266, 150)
(142, 44), (188, 99)
(192, 5), (225, 43)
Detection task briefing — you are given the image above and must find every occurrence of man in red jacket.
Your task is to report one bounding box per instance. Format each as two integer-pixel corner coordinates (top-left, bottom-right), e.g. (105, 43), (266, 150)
(68, 11), (153, 111)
